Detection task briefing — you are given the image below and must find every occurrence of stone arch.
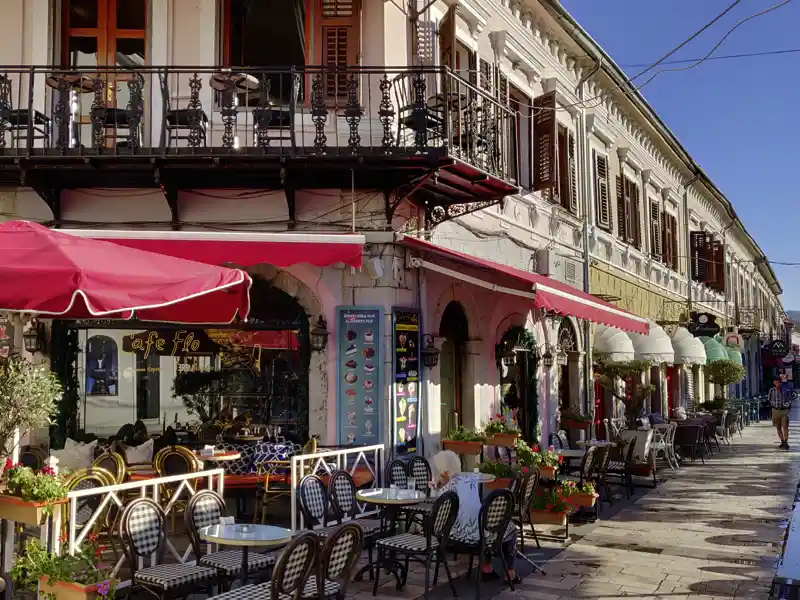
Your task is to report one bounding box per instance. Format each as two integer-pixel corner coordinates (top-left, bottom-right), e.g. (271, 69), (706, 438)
(430, 282), (481, 341)
(559, 317), (583, 354)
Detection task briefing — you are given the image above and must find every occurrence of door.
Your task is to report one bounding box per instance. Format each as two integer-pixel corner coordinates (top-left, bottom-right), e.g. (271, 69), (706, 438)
(594, 380), (606, 439)
(439, 340), (459, 435)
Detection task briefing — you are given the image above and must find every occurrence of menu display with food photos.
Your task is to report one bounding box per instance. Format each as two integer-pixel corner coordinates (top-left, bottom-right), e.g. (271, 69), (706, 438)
(336, 307), (382, 446)
(392, 308), (421, 456)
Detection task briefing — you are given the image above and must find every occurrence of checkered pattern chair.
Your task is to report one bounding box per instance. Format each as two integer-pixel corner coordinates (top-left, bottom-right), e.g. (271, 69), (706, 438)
(512, 470), (541, 551)
(185, 490), (279, 584)
(305, 523), (363, 599)
(405, 456), (434, 526)
(373, 492), (460, 600)
(207, 532), (318, 600)
(449, 489), (517, 600)
(120, 497), (218, 599)
(298, 475), (340, 539)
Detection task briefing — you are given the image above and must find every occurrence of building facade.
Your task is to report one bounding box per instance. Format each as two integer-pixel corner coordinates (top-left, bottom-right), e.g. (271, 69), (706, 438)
(0, 0), (784, 457)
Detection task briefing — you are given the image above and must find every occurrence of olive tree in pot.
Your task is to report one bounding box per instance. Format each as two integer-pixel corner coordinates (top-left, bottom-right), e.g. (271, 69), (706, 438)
(593, 353), (655, 431)
(706, 360), (746, 403)
(0, 353), (62, 470)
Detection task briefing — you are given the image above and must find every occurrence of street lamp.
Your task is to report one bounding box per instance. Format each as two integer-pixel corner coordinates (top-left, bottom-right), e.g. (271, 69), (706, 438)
(23, 319), (42, 353)
(309, 316), (329, 352)
(542, 348), (554, 369)
(421, 335), (440, 368)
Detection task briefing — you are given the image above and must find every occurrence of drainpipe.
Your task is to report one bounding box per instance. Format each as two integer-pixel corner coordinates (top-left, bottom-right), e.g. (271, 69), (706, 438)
(683, 174), (699, 314)
(576, 54), (601, 435)
(720, 219), (735, 331)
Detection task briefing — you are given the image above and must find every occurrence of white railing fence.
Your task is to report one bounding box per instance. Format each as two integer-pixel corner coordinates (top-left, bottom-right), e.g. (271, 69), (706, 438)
(65, 469), (224, 583)
(290, 444), (384, 532)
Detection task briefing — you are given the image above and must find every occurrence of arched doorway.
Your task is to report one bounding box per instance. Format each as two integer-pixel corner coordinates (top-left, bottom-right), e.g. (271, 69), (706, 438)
(439, 301), (469, 435)
(498, 326), (540, 443)
(556, 320), (578, 412)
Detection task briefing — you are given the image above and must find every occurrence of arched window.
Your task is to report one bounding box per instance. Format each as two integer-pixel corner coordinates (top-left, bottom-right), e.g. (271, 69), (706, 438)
(86, 334), (119, 396)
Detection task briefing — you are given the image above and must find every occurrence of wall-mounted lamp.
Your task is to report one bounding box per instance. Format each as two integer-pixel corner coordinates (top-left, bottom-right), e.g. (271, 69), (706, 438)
(541, 348), (555, 369)
(309, 316), (329, 352)
(421, 334), (440, 368)
(23, 319), (43, 353)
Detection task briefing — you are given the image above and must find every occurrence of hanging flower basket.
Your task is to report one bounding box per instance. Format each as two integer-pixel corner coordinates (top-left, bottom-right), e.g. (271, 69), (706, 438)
(40, 577), (99, 600)
(0, 495), (65, 526)
(537, 465), (558, 480)
(484, 476), (515, 491)
(566, 491), (598, 508)
(529, 509), (569, 526)
(442, 440), (483, 455)
(485, 433), (520, 447)
(560, 418), (591, 431)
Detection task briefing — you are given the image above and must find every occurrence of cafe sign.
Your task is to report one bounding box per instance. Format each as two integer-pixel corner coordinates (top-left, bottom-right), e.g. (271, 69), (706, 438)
(122, 330), (218, 358)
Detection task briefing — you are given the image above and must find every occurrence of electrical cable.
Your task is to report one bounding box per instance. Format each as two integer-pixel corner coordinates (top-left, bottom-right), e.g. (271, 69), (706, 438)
(619, 47), (800, 68)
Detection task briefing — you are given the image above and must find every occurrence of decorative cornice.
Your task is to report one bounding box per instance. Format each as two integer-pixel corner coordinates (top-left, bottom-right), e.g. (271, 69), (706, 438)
(542, 77), (579, 118)
(585, 113), (614, 147)
(444, 0), (488, 38)
(617, 147), (644, 173)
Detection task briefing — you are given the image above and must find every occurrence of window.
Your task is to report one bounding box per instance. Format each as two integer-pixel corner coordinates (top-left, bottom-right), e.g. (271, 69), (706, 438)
(616, 176), (641, 249)
(85, 335), (119, 396)
(690, 231), (725, 292)
(62, 0), (146, 66)
(650, 199), (662, 260)
(593, 151), (611, 230)
(136, 352), (160, 420)
(509, 84), (532, 190)
(661, 211), (679, 271)
(479, 58), (493, 93)
(551, 125), (577, 214)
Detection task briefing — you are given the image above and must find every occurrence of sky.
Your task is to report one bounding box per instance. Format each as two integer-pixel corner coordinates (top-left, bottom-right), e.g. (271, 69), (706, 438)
(559, 0), (800, 309)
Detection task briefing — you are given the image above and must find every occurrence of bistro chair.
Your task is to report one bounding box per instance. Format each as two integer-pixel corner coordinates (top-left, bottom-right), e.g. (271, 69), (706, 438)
(120, 497), (218, 599)
(185, 490), (278, 585)
(92, 451), (127, 484)
(154, 445), (200, 532)
(328, 470), (382, 570)
(19, 446), (46, 470)
(254, 438), (316, 523)
(605, 439), (637, 499)
(513, 470), (542, 551)
(206, 533), (318, 600)
(298, 474), (337, 538)
(372, 491), (459, 600)
(305, 523), (364, 599)
(406, 456), (434, 526)
(387, 459), (408, 487)
(0, 75), (51, 148)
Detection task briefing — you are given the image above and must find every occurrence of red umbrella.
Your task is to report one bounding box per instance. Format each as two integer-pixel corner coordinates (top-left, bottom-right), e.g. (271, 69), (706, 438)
(0, 221), (251, 324)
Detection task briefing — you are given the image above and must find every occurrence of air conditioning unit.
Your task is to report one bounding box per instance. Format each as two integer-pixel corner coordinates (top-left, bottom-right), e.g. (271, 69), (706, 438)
(534, 249), (584, 291)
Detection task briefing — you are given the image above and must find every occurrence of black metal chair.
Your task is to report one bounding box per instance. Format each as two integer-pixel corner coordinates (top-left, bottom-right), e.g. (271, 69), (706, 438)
(675, 424), (706, 464)
(298, 474), (337, 538)
(605, 439), (637, 498)
(0, 75), (51, 148)
(185, 490), (278, 584)
(387, 459), (408, 487)
(373, 491), (460, 600)
(120, 497), (218, 599)
(328, 470), (382, 579)
(406, 456), (434, 526)
(513, 470), (541, 551)
(305, 523), (364, 599)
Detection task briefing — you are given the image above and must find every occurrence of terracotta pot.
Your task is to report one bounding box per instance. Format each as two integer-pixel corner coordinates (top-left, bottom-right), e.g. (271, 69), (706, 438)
(0, 495), (65, 526)
(566, 492), (598, 508)
(485, 433), (520, 447)
(40, 577), (99, 600)
(529, 509), (569, 526)
(484, 476), (514, 490)
(537, 465), (558, 480)
(560, 419), (591, 430)
(442, 440), (483, 455)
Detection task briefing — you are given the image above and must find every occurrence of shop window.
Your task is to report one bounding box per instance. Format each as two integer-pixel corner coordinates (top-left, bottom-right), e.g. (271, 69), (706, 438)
(136, 352), (160, 420)
(86, 334), (118, 395)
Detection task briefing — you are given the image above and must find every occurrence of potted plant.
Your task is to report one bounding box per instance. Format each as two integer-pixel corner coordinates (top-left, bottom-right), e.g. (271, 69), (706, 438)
(11, 535), (116, 600)
(478, 460), (518, 490)
(559, 409), (593, 431)
(593, 355), (654, 431)
(560, 480), (598, 508)
(483, 414), (520, 447)
(0, 462), (67, 525)
(442, 427), (485, 455)
(706, 360), (746, 402)
(529, 486), (571, 525)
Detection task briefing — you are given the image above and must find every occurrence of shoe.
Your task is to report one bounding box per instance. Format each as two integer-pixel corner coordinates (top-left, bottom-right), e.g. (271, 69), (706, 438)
(780, 441), (788, 449)
(510, 575), (522, 585)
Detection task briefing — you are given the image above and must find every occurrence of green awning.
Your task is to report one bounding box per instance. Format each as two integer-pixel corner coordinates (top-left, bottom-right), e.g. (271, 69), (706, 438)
(725, 345), (743, 365)
(700, 336), (728, 363)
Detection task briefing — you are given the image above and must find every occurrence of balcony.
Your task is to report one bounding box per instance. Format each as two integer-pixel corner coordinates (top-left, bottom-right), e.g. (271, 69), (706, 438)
(0, 65), (518, 224)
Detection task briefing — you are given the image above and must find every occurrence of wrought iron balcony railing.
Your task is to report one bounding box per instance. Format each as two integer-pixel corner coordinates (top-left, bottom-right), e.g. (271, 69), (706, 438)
(0, 65), (518, 185)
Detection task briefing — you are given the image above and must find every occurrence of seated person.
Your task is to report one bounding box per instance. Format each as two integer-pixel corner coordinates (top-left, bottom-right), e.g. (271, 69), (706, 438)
(431, 450), (519, 583)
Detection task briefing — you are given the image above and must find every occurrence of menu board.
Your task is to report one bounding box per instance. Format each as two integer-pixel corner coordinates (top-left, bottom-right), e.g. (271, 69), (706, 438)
(392, 308), (421, 455)
(336, 307), (382, 446)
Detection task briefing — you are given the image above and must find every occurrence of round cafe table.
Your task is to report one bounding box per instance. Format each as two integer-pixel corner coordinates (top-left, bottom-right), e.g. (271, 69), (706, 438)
(556, 449), (586, 459)
(200, 523), (291, 584)
(576, 440), (615, 448)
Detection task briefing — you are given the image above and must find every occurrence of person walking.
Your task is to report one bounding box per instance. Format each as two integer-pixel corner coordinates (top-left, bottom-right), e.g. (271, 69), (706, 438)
(768, 378), (792, 449)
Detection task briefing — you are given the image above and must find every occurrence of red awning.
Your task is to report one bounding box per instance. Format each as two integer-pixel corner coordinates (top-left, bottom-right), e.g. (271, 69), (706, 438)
(402, 236), (648, 335)
(0, 221), (251, 324)
(62, 230), (365, 268)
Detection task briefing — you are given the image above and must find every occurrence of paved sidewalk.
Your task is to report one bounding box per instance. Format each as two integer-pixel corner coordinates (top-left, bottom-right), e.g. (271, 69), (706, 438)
(501, 412), (800, 600)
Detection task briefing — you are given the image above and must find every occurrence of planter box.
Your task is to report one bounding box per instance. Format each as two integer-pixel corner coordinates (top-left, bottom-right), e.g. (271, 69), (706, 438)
(442, 440), (483, 455)
(484, 476), (515, 491)
(537, 465), (558, 480)
(529, 509), (568, 526)
(560, 419), (591, 431)
(485, 433), (520, 447)
(566, 492), (598, 508)
(40, 577), (98, 600)
(0, 495), (64, 526)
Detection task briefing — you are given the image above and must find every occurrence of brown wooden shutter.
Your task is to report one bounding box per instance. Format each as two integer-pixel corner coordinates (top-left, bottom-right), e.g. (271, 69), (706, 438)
(439, 4), (457, 70)
(630, 181), (641, 248)
(533, 92), (557, 192)
(498, 72), (509, 106)
(567, 132), (578, 214)
(650, 200), (661, 260)
(710, 238), (724, 292)
(661, 211), (671, 267)
(690, 231), (707, 282)
(670, 215), (679, 271)
(594, 152), (611, 229)
(617, 176), (626, 240)
(320, 0), (359, 98)
(479, 58), (492, 93)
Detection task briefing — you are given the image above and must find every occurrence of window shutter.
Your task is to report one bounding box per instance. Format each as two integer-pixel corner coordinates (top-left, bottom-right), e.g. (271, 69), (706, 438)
(632, 183), (641, 249)
(320, 0), (359, 98)
(497, 71), (509, 106)
(616, 176), (626, 240)
(690, 231), (707, 282)
(670, 215), (679, 271)
(650, 200), (661, 260)
(594, 152), (611, 229)
(567, 132), (578, 214)
(439, 4), (457, 70)
(706, 236), (718, 287)
(479, 58), (492, 93)
(661, 210), (670, 266)
(532, 92), (557, 192)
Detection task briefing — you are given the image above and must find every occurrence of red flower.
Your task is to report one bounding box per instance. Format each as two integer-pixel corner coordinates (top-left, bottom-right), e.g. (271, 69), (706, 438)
(522, 467), (529, 473)
(4, 458), (12, 470)
(495, 413), (502, 418)
(546, 503), (553, 510)
(87, 532), (99, 542)
(558, 456), (564, 464)
(532, 445), (540, 453)
(41, 465), (55, 476)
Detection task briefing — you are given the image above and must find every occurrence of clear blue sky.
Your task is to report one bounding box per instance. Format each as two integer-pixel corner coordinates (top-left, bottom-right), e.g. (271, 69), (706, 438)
(560, 0), (800, 309)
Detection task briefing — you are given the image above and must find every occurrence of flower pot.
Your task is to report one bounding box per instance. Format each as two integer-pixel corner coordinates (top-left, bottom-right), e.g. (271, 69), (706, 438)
(537, 465), (558, 480)
(529, 509), (568, 526)
(566, 492), (598, 508)
(442, 440), (483, 455)
(485, 433), (519, 447)
(560, 419), (590, 431)
(0, 494), (64, 526)
(40, 577), (99, 600)
(484, 477), (514, 491)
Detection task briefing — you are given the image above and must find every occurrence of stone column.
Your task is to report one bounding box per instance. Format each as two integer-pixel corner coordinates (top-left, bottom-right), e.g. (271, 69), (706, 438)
(462, 339), (484, 431)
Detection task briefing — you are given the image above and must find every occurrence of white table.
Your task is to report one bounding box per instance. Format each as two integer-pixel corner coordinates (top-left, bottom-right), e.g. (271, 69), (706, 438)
(556, 449), (585, 459)
(576, 440), (616, 448)
(200, 524), (291, 583)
